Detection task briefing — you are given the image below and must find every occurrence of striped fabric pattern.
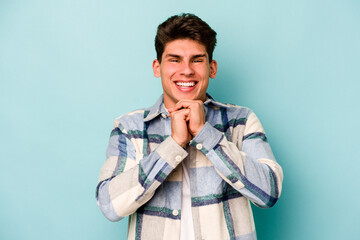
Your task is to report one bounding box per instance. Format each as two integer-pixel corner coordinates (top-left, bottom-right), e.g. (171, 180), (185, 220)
(96, 94), (283, 240)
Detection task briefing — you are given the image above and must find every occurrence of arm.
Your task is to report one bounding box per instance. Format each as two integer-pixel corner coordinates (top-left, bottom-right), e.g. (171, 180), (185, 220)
(96, 123), (188, 221)
(189, 111), (283, 208)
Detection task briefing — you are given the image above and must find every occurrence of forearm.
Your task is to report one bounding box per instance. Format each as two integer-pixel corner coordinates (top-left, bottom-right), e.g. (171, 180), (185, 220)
(190, 116), (283, 208)
(96, 132), (187, 221)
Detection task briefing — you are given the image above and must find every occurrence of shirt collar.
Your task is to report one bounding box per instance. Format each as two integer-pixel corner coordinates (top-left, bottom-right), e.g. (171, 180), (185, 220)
(144, 95), (167, 122)
(204, 94), (233, 109)
(144, 93), (229, 122)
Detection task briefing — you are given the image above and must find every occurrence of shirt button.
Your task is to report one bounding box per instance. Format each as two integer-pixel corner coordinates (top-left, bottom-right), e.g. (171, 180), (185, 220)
(175, 155), (182, 162)
(172, 209), (179, 216)
(161, 113), (167, 118)
(196, 143), (203, 150)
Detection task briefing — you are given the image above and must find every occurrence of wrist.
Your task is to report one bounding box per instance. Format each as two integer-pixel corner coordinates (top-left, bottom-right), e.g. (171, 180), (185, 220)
(171, 135), (187, 148)
(191, 123), (205, 137)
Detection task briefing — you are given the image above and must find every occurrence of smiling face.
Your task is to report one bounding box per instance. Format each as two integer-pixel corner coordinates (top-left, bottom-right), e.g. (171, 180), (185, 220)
(153, 39), (217, 108)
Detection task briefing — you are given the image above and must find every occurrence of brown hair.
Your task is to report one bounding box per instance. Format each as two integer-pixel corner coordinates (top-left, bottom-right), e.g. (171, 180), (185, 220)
(155, 13), (217, 63)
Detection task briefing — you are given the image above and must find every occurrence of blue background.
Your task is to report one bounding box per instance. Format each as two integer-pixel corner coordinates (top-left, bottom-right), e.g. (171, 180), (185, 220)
(1, 0), (359, 239)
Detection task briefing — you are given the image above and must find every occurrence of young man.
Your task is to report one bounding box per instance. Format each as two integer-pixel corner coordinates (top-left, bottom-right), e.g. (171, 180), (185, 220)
(96, 13), (283, 240)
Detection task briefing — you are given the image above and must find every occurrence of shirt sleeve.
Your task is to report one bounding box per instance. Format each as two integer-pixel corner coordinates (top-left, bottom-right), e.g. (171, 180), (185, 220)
(189, 111), (283, 208)
(96, 123), (188, 221)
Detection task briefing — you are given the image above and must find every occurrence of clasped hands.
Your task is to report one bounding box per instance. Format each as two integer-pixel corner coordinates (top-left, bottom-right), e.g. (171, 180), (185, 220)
(167, 99), (205, 148)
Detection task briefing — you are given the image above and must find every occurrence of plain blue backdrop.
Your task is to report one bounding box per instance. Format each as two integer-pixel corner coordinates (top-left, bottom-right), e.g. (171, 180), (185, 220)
(1, 0), (359, 239)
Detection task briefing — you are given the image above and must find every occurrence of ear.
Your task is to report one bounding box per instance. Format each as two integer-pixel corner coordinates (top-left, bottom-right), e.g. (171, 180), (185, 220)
(209, 60), (218, 79)
(152, 59), (161, 78)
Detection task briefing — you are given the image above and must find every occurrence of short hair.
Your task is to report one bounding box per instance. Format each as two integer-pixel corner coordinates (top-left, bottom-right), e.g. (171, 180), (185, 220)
(155, 13), (217, 63)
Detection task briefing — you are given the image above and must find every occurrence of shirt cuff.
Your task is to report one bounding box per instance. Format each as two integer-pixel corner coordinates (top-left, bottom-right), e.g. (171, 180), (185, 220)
(190, 122), (224, 154)
(156, 136), (188, 168)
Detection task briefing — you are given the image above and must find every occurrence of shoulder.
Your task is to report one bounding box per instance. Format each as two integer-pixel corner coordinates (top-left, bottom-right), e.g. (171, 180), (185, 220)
(112, 108), (149, 131)
(111, 95), (163, 131)
(208, 98), (254, 121)
(209, 100), (266, 135)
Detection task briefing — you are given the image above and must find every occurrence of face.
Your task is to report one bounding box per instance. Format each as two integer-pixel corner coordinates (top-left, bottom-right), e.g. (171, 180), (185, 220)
(152, 39), (217, 108)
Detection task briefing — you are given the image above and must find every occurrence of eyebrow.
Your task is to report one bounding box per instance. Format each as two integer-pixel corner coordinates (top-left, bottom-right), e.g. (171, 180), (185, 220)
(165, 54), (181, 59)
(164, 54), (207, 59)
(192, 54), (207, 59)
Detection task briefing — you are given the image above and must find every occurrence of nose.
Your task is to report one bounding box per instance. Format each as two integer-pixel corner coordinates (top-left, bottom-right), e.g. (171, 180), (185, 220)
(180, 62), (195, 76)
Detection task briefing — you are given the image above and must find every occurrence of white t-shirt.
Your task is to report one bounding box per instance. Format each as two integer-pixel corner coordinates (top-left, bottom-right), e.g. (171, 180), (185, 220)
(180, 155), (195, 240)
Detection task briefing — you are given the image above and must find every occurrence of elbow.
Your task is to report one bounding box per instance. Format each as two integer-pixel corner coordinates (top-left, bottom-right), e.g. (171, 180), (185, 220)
(96, 199), (123, 222)
(261, 164), (283, 208)
(251, 182), (282, 209)
(96, 181), (123, 222)
(262, 183), (282, 208)
(253, 196), (279, 209)
(265, 196), (279, 208)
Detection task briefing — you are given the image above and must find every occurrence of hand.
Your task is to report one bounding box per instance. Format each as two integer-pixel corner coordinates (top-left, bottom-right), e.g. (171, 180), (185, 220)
(168, 99), (206, 137)
(168, 108), (192, 148)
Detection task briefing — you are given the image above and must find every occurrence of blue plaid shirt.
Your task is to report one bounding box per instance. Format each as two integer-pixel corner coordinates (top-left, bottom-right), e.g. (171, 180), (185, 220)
(96, 94), (283, 240)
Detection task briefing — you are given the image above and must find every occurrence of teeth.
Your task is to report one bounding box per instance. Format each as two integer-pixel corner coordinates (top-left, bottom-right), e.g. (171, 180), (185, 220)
(176, 82), (195, 87)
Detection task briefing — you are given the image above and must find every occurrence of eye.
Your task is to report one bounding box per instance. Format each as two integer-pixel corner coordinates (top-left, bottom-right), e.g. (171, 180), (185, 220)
(169, 59), (179, 63)
(193, 59), (204, 63)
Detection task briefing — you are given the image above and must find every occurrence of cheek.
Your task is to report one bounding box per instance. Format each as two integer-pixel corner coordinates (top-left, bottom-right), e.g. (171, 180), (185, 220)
(161, 65), (178, 77)
(198, 66), (211, 78)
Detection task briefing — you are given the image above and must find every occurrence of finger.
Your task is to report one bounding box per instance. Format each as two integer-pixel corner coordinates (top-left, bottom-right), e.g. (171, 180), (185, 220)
(168, 99), (202, 113)
(167, 104), (191, 116)
(167, 104), (187, 113)
(167, 106), (186, 114)
(169, 108), (190, 118)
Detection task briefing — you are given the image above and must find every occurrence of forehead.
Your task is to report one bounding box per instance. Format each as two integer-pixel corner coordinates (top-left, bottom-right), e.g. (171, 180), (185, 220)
(163, 39), (208, 56)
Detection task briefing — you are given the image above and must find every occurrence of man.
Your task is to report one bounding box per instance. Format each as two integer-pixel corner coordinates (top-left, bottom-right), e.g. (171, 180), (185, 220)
(96, 13), (283, 240)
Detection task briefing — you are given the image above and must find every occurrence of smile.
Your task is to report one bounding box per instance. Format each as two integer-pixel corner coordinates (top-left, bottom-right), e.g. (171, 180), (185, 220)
(175, 81), (196, 87)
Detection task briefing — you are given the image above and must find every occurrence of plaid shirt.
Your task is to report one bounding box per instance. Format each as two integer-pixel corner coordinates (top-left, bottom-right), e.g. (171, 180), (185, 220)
(96, 94), (283, 240)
